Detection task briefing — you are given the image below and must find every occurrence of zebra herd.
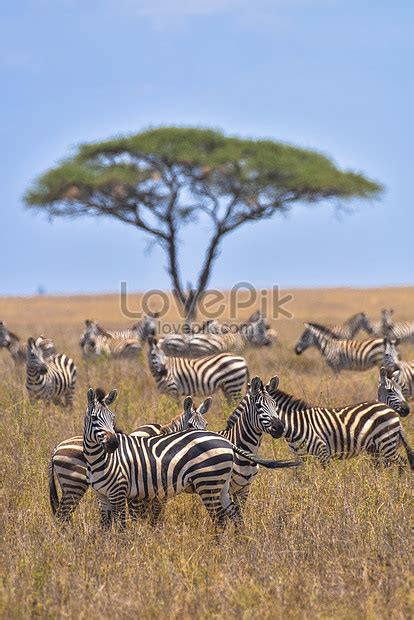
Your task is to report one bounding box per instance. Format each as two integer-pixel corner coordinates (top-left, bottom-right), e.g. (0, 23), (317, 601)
(0, 306), (413, 532)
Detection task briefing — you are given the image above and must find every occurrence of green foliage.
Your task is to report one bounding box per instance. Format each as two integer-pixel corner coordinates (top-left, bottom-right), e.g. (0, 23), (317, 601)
(23, 126), (383, 314)
(25, 126), (382, 216)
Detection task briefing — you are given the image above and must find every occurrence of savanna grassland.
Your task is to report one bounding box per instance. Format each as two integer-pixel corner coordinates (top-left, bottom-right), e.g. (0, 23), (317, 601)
(0, 288), (413, 619)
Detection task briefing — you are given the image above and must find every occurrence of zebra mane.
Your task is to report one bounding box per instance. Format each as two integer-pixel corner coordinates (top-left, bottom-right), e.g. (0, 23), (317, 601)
(225, 394), (249, 430)
(306, 322), (337, 338)
(268, 386), (311, 410)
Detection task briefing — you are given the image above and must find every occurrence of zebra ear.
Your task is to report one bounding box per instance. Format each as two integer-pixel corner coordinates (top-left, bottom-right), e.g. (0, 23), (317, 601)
(198, 397), (212, 415)
(303, 322), (310, 329)
(183, 396), (193, 414)
(379, 367), (387, 383)
(147, 336), (157, 347)
(104, 389), (118, 406)
(266, 376), (279, 392)
(27, 336), (35, 348)
(250, 376), (263, 395)
(87, 388), (95, 405)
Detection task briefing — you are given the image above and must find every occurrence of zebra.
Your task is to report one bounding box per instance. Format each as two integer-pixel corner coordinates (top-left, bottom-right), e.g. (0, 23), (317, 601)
(213, 376), (298, 507)
(295, 312), (373, 355)
(377, 366), (410, 416)
(48, 396), (211, 522)
(301, 322), (386, 373)
(26, 337), (77, 407)
(265, 375), (414, 469)
(263, 366), (408, 418)
(80, 316), (156, 358)
(383, 338), (414, 399)
(147, 337), (249, 401)
(161, 317), (275, 358)
(381, 309), (414, 343)
(83, 387), (301, 530)
(0, 322), (55, 363)
(161, 312), (276, 358)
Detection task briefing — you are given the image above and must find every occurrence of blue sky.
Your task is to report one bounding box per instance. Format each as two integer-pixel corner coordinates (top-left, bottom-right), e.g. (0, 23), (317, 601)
(1, 0), (413, 295)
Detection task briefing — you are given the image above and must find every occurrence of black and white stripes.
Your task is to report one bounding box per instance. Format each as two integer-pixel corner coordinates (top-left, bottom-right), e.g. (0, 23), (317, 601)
(266, 375), (413, 468)
(26, 337), (77, 407)
(147, 337), (249, 400)
(83, 388), (299, 529)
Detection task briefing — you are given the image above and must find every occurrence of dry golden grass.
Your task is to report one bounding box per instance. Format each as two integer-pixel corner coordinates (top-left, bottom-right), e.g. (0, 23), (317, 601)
(0, 287), (413, 619)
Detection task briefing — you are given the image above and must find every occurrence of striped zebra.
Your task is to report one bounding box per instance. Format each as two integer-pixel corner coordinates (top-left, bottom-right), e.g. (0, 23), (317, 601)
(381, 309), (414, 343)
(161, 317), (275, 358)
(83, 388), (301, 530)
(211, 377), (298, 507)
(377, 366), (410, 416)
(26, 337), (77, 407)
(48, 396), (211, 522)
(0, 322), (55, 363)
(160, 317), (277, 358)
(295, 312), (373, 355)
(383, 338), (414, 399)
(80, 316), (156, 359)
(265, 375), (414, 469)
(302, 322), (386, 373)
(147, 337), (249, 400)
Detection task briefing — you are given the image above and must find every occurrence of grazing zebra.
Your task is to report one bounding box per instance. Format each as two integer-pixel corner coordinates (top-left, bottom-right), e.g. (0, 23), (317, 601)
(265, 375), (414, 469)
(0, 322), (55, 363)
(381, 309), (414, 343)
(49, 396), (211, 522)
(80, 316), (156, 359)
(295, 312), (373, 355)
(26, 337), (77, 407)
(83, 388), (300, 530)
(383, 339), (414, 399)
(302, 322), (386, 373)
(161, 316), (275, 358)
(147, 337), (249, 400)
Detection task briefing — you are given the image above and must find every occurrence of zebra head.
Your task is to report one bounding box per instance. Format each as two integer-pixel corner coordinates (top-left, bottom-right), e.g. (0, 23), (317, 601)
(381, 308), (394, 336)
(0, 321), (11, 347)
(147, 337), (168, 377)
(85, 388), (119, 453)
(357, 312), (374, 335)
(378, 366), (409, 417)
(183, 396), (211, 430)
(80, 320), (110, 347)
(383, 338), (400, 366)
(132, 314), (158, 342)
(294, 324), (318, 355)
(243, 316), (276, 347)
(248, 376), (285, 438)
(26, 337), (48, 374)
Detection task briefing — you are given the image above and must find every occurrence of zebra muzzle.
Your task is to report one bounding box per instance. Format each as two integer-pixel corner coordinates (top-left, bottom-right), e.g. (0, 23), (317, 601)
(269, 419), (285, 439)
(104, 433), (119, 453)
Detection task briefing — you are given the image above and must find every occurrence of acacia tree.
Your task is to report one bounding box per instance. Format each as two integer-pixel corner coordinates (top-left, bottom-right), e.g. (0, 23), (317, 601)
(24, 127), (382, 320)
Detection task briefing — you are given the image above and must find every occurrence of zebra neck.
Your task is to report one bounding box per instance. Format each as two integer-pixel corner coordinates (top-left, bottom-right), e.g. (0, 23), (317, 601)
(268, 388), (309, 440)
(224, 399), (263, 453)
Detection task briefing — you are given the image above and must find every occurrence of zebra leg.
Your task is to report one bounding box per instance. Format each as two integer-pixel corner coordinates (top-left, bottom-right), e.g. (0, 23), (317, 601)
(98, 498), (113, 530)
(148, 498), (167, 527)
(128, 498), (150, 521)
(316, 442), (331, 467)
(56, 483), (89, 522)
(109, 497), (127, 530)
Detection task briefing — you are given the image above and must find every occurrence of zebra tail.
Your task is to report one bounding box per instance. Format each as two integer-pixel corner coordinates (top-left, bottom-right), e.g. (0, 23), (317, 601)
(400, 429), (414, 470)
(232, 444), (302, 469)
(48, 457), (60, 515)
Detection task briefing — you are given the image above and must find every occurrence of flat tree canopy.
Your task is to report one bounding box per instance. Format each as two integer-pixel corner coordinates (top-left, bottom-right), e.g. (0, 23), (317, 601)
(24, 126), (382, 319)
